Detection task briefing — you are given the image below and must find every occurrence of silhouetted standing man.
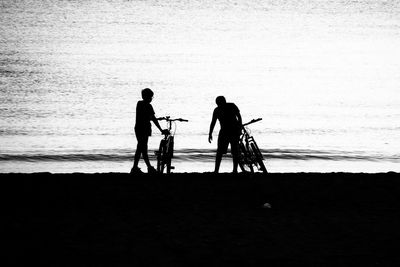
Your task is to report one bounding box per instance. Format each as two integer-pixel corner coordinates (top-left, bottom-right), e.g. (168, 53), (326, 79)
(209, 96), (242, 173)
(131, 88), (168, 174)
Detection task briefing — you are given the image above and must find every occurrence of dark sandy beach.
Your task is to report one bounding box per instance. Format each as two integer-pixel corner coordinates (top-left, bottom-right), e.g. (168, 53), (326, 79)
(3, 172), (400, 266)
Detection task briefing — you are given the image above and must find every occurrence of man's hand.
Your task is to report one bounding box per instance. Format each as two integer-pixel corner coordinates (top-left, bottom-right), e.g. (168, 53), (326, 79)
(208, 134), (213, 143)
(161, 129), (170, 135)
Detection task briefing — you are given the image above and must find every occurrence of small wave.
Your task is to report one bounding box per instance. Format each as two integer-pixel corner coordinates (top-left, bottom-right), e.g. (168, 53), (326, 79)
(0, 153), (133, 162)
(0, 149), (399, 163)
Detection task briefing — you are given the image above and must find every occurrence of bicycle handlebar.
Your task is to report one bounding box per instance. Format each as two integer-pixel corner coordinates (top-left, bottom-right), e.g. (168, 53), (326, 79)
(242, 118), (262, 127)
(157, 116), (189, 122)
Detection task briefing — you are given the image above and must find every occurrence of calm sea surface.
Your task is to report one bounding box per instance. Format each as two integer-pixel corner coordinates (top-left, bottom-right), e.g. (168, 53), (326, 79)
(1, 0), (399, 173)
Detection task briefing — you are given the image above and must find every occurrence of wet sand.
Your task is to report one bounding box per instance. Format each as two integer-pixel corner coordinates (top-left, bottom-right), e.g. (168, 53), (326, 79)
(3, 172), (400, 266)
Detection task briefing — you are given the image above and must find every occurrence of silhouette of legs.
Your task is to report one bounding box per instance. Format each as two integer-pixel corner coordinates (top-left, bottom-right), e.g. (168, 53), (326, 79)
(214, 138), (239, 173)
(214, 151), (223, 173)
(133, 135), (151, 169)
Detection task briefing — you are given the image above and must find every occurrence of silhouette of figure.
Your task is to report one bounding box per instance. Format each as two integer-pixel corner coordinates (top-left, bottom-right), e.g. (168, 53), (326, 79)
(131, 88), (168, 174)
(209, 96), (242, 173)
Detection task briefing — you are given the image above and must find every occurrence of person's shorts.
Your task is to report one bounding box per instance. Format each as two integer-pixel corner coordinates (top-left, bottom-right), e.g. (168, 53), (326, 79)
(135, 128), (150, 145)
(217, 131), (239, 154)
(135, 126), (151, 137)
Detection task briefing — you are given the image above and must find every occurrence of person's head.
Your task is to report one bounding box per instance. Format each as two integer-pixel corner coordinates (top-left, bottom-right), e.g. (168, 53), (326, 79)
(215, 96), (226, 107)
(141, 88), (154, 103)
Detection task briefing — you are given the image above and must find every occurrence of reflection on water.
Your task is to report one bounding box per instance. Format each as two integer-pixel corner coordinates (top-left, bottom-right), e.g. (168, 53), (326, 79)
(1, 0), (399, 173)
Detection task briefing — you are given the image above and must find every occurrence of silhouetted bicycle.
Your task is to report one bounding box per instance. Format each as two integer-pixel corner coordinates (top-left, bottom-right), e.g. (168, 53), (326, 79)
(238, 118), (268, 173)
(155, 116), (188, 173)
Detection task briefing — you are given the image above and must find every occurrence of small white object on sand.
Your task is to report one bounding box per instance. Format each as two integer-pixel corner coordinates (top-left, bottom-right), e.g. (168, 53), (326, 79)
(263, 203), (272, 209)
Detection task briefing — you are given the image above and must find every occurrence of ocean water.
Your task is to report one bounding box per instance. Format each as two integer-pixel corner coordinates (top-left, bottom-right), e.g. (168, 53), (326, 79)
(1, 0), (399, 173)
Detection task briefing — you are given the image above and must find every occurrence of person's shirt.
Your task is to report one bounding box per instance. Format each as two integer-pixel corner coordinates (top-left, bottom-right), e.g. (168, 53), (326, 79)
(135, 100), (155, 136)
(213, 102), (241, 133)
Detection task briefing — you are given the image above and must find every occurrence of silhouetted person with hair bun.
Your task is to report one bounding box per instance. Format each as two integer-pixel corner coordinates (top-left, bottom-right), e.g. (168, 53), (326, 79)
(131, 88), (169, 174)
(209, 96), (242, 173)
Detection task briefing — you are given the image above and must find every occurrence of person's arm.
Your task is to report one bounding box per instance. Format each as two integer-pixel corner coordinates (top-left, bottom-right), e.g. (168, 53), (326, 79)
(151, 114), (169, 135)
(151, 115), (164, 133)
(149, 104), (167, 134)
(208, 110), (217, 143)
(233, 104), (242, 127)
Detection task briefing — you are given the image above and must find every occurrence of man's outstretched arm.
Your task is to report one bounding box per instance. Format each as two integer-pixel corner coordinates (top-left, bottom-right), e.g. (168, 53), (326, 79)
(209, 110), (217, 143)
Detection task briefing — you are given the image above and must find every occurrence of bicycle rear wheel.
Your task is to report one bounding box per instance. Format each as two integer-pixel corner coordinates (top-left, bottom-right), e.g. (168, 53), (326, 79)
(239, 162), (253, 173)
(238, 143), (254, 173)
(250, 142), (267, 173)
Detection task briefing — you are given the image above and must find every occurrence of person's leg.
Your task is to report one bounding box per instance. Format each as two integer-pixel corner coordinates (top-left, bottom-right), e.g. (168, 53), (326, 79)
(231, 138), (239, 173)
(215, 132), (228, 173)
(133, 134), (148, 168)
(142, 136), (157, 173)
(139, 135), (152, 168)
(133, 143), (142, 168)
(133, 135), (146, 168)
(214, 151), (222, 173)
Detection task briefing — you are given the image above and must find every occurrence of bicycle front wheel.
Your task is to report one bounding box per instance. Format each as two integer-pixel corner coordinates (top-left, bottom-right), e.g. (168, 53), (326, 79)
(166, 136), (174, 174)
(156, 139), (167, 173)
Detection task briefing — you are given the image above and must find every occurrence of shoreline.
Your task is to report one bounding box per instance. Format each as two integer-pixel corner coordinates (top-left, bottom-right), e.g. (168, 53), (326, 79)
(4, 172), (400, 265)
